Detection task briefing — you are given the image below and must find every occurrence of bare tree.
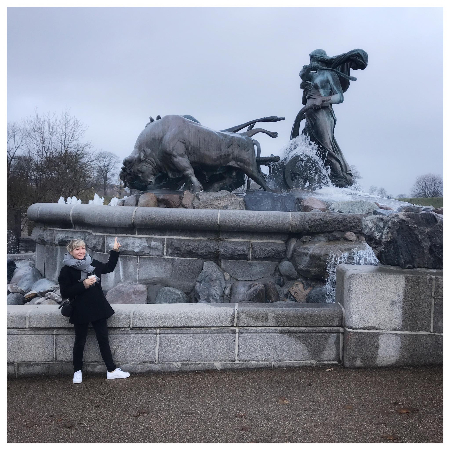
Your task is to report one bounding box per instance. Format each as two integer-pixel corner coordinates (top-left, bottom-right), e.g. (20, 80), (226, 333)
(7, 122), (26, 178)
(411, 173), (443, 198)
(93, 151), (121, 196)
(377, 187), (387, 198)
(8, 111), (95, 239)
(368, 185), (378, 195)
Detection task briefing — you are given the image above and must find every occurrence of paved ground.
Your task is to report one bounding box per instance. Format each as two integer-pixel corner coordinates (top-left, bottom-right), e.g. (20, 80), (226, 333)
(7, 365), (442, 443)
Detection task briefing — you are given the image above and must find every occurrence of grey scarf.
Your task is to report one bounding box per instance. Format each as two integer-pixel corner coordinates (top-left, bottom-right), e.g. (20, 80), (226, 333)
(63, 253), (96, 281)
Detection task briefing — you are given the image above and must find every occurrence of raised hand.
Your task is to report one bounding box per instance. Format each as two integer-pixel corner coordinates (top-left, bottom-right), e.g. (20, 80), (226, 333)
(113, 237), (121, 251)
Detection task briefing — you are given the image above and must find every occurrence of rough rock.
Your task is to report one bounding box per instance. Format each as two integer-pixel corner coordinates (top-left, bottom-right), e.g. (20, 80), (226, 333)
(362, 212), (443, 269)
(9, 265), (43, 293)
(287, 282), (312, 303)
(343, 232), (357, 242)
(329, 200), (378, 214)
(244, 191), (299, 212)
(155, 287), (189, 304)
(193, 191), (245, 210)
(230, 281), (260, 303)
(137, 192), (158, 207)
(374, 202), (393, 210)
(30, 278), (59, 296)
(181, 190), (195, 209)
(123, 195), (139, 206)
(157, 193), (182, 208)
(24, 291), (38, 300)
(301, 197), (327, 212)
(306, 285), (328, 303)
(45, 290), (62, 303)
(291, 240), (369, 281)
(7, 259), (16, 283)
(7, 284), (25, 295)
(7, 293), (26, 305)
(277, 260), (298, 280)
(264, 281), (280, 303)
(195, 261), (226, 303)
(373, 209), (396, 216)
(435, 207), (443, 215)
(146, 283), (164, 304)
(243, 283), (266, 302)
(397, 205), (423, 213)
(106, 282), (148, 304)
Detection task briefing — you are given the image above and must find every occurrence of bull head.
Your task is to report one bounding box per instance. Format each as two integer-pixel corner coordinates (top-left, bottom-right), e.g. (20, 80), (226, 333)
(120, 156), (156, 191)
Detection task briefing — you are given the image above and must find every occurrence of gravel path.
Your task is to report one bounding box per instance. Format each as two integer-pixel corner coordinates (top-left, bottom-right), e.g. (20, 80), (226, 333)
(7, 365), (442, 443)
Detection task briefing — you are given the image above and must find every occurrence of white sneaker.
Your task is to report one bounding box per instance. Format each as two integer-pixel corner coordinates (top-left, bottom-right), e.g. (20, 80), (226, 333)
(107, 368), (130, 380)
(73, 370), (82, 384)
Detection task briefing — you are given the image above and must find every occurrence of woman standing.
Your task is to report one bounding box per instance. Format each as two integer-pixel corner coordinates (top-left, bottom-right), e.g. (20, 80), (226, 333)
(58, 237), (130, 383)
(290, 48), (368, 188)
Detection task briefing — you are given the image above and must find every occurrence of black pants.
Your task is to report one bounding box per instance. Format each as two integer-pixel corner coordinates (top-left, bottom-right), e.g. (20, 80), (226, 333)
(73, 318), (116, 372)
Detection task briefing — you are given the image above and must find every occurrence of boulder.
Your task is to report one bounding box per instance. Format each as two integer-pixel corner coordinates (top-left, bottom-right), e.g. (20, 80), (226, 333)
(397, 205), (423, 213)
(154, 287), (189, 304)
(374, 202), (393, 211)
(277, 260), (298, 280)
(30, 278), (59, 296)
(123, 195), (139, 206)
(291, 240), (369, 281)
(231, 281), (266, 303)
(7, 293), (26, 305)
(7, 284), (25, 295)
(343, 232), (357, 242)
(244, 191), (299, 212)
(287, 282), (312, 303)
(329, 200), (378, 214)
(264, 280), (280, 303)
(195, 261), (226, 303)
(146, 283), (165, 304)
(156, 193), (182, 208)
(137, 192), (158, 207)
(24, 291), (38, 300)
(106, 282), (148, 304)
(9, 265), (43, 293)
(301, 197), (327, 212)
(181, 190), (195, 209)
(45, 290), (63, 303)
(306, 285), (328, 303)
(362, 212), (443, 269)
(193, 191), (245, 210)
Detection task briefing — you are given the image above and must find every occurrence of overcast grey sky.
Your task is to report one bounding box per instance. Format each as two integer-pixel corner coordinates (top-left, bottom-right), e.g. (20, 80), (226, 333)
(7, 6), (443, 197)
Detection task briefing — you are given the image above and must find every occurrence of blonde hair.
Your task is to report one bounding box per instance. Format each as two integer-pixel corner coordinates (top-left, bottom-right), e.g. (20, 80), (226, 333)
(66, 239), (86, 253)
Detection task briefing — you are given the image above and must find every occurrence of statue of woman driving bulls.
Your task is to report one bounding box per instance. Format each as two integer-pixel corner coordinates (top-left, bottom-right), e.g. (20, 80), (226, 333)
(290, 49), (368, 188)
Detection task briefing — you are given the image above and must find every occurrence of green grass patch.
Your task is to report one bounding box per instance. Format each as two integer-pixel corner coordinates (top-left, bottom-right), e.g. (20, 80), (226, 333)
(397, 197), (443, 208)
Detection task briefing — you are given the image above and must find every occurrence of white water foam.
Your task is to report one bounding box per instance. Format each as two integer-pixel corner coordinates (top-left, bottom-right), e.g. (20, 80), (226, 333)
(324, 243), (379, 303)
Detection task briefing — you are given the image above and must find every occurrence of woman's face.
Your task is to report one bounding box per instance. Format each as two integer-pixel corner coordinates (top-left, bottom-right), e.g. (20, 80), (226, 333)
(70, 246), (86, 260)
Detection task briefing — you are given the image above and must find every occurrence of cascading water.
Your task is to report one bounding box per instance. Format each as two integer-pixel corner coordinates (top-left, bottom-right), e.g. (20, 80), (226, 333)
(267, 135), (332, 191)
(324, 243), (379, 303)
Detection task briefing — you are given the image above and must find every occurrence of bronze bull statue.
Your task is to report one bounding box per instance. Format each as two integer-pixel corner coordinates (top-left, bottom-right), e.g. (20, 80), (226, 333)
(120, 115), (283, 192)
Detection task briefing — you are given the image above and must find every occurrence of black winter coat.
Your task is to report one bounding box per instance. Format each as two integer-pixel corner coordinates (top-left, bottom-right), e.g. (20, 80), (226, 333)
(58, 250), (119, 324)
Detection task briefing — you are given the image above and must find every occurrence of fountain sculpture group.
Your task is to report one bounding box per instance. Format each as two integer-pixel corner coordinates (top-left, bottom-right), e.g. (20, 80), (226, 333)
(7, 48), (443, 376)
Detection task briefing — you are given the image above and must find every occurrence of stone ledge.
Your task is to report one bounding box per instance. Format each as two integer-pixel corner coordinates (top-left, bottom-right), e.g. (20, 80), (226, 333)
(7, 303), (342, 329)
(336, 264), (443, 333)
(343, 329), (443, 368)
(236, 303), (342, 327)
(27, 204), (364, 234)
